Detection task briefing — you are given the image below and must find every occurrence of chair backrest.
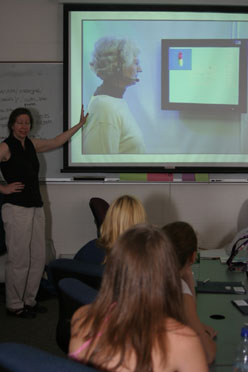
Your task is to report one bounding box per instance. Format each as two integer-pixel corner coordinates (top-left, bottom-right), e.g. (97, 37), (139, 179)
(47, 258), (104, 292)
(59, 277), (98, 313)
(74, 239), (106, 264)
(56, 278), (98, 353)
(89, 197), (109, 237)
(0, 342), (101, 372)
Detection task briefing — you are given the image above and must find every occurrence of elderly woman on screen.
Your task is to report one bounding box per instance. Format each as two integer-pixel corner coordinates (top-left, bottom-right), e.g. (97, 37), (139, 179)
(82, 37), (146, 154)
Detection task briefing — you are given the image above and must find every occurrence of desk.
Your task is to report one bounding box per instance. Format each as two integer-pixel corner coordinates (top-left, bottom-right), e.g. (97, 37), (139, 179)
(196, 260), (247, 371)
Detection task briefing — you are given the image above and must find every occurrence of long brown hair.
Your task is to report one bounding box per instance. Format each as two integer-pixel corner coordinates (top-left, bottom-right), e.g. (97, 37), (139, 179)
(98, 195), (147, 257)
(71, 224), (184, 372)
(162, 221), (197, 269)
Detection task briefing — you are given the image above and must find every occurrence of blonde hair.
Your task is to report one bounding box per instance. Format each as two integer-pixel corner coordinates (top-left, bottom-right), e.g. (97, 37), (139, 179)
(99, 195), (147, 257)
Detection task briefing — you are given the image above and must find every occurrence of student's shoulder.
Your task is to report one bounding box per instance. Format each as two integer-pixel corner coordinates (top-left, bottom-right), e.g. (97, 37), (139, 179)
(71, 304), (91, 325)
(166, 317), (199, 339)
(166, 318), (207, 362)
(155, 318), (207, 371)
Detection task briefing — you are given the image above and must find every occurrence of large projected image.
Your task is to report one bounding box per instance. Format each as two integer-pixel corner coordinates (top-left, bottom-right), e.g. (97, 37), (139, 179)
(65, 6), (248, 171)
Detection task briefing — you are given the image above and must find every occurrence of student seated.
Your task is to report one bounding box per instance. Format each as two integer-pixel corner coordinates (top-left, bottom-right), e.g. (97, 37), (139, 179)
(69, 224), (208, 372)
(47, 194), (147, 290)
(76, 194), (148, 263)
(162, 221), (217, 365)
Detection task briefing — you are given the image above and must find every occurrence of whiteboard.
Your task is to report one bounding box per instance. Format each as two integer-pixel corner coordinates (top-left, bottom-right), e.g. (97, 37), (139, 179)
(0, 62), (64, 179)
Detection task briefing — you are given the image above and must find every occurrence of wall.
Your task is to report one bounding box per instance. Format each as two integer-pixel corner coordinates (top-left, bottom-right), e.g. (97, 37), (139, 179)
(1, 0), (248, 259)
(40, 182), (248, 256)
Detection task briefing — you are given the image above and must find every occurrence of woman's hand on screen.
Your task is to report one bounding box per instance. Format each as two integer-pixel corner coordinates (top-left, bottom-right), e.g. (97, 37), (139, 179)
(79, 104), (89, 127)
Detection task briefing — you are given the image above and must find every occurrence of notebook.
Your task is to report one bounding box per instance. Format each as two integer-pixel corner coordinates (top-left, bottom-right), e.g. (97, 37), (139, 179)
(232, 299), (248, 315)
(196, 281), (246, 294)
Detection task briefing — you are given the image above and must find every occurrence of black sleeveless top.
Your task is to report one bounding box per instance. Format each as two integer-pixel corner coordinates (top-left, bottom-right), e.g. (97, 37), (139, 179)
(1, 135), (43, 207)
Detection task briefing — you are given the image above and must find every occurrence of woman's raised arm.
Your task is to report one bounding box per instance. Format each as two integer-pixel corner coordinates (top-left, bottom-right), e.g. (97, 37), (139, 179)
(32, 105), (88, 153)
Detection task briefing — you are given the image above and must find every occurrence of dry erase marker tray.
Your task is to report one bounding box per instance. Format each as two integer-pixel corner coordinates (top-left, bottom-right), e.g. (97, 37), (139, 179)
(196, 281), (246, 294)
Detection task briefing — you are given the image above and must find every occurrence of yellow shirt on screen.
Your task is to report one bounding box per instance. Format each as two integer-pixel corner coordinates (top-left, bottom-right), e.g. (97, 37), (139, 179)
(82, 95), (145, 154)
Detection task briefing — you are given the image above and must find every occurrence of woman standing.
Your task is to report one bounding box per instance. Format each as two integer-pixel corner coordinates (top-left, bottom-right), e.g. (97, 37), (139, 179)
(0, 106), (88, 318)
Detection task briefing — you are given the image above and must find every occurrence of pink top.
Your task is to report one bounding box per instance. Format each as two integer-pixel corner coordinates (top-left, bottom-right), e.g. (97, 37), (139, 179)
(69, 303), (116, 361)
(69, 337), (97, 360)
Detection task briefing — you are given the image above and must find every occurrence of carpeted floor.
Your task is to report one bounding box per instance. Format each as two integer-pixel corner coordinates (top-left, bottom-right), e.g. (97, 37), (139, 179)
(0, 283), (66, 359)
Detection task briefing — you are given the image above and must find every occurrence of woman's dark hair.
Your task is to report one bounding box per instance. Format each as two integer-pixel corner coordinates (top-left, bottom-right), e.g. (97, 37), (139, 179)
(162, 221), (197, 269)
(7, 107), (33, 133)
(71, 223), (184, 372)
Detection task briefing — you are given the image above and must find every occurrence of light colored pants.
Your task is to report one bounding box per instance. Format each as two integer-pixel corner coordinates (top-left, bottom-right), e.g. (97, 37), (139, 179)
(2, 203), (46, 310)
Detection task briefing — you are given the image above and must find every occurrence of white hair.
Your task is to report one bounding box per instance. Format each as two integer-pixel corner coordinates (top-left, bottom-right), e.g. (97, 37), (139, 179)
(90, 37), (140, 80)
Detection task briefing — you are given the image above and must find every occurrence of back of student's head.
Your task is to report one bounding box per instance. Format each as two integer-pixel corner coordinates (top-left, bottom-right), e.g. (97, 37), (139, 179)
(99, 194), (147, 255)
(162, 221), (197, 269)
(102, 223), (182, 318)
(78, 224), (184, 372)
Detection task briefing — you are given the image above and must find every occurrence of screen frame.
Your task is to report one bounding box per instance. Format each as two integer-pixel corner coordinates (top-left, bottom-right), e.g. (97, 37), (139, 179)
(63, 2), (248, 174)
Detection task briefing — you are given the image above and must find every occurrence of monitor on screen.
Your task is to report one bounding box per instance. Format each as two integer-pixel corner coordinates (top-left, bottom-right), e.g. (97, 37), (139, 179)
(63, 3), (248, 174)
(161, 38), (247, 112)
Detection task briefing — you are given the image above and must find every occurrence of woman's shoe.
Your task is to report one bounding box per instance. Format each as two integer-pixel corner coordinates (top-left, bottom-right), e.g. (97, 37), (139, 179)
(6, 308), (36, 319)
(25, 303), (48, 314)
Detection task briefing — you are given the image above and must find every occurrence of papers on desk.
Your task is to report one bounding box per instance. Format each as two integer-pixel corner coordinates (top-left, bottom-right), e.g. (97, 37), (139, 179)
(200, 248), (229, 263)
(200, 247), (248, 264)
(232, 299), (248, 315)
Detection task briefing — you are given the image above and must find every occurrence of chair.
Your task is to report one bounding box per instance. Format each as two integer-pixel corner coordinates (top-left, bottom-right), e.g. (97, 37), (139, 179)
(89, 197), (109, 237)
(0, 342), (101, 372)
(47, 258), (104, 293)
(56, 278), (98, 353)
(74, 239), (105, 264)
